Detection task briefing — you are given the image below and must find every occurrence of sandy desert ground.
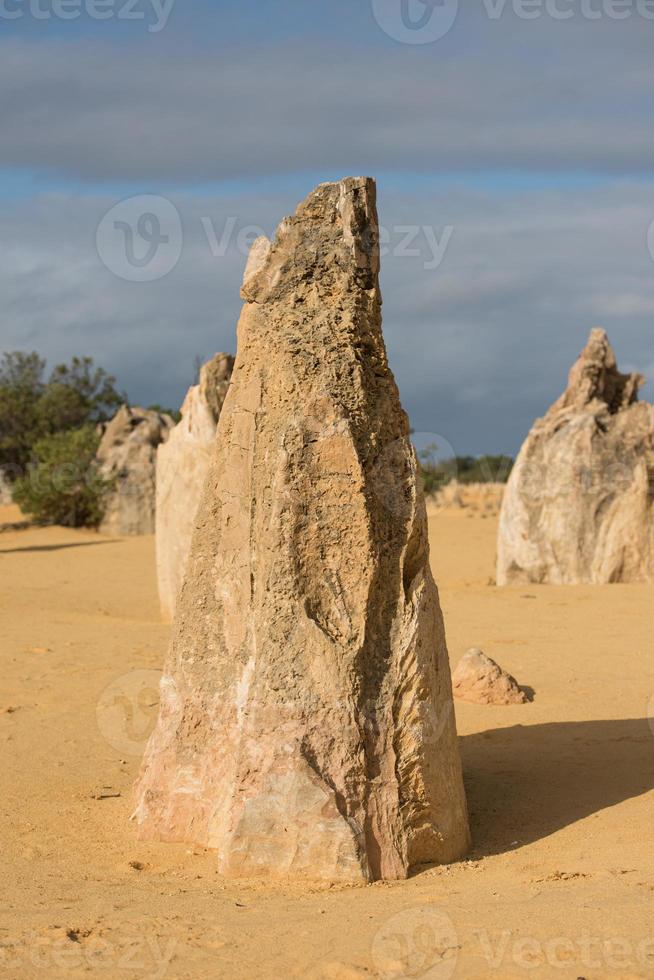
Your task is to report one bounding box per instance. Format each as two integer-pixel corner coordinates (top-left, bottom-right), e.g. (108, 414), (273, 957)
(1, 499), (653, 979)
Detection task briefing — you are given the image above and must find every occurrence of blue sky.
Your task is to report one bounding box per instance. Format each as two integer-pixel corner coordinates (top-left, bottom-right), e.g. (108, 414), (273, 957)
(1, 0), (654, 454)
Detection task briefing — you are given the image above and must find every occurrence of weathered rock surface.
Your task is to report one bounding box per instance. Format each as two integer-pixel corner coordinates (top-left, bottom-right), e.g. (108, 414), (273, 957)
(0, 470), (12, 506)
(452, 649), (529, 706)
(97, 406), (174, 536)
(498, 329), (654, 585)
(156, 353), (234, 621)
(134, 177), (470, 882)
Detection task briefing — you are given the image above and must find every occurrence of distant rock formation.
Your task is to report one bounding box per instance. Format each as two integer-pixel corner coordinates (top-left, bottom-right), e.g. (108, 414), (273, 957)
(134, 177), (470, 882)
(452, 649), (529, 705)
(97, 406), (174, 536)
(0, 470), (12, 506)
(498, 329), (654, 585)
(156, 353), (234, 621)
(428, 480), (505, 516)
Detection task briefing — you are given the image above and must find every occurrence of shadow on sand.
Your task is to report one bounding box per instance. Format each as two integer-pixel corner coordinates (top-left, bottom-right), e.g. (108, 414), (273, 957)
(461, 717), (654, 857)
(0, 539), (116, 555)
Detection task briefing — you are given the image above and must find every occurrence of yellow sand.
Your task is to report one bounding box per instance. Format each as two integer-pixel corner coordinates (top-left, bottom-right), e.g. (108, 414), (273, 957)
(1, 503), (653, 979)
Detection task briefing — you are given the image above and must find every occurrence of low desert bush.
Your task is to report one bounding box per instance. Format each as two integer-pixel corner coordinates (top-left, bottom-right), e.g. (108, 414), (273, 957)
(0, 351), (123, 474)
(12, 426), (112, 528)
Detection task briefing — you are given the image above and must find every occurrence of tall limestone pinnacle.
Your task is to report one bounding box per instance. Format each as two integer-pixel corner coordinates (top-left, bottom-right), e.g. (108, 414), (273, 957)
(498, 328), (654, 585)
(156, 353), (234, 622)
(134, 177), (470, 881)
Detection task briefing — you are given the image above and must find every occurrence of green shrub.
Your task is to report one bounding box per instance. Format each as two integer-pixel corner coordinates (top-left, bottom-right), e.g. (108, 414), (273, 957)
(12, 426), (112, 528)
(0, 352), (123, 475)
(417, 444), (457, 495)
(453, 454), (514, 484)
(418, 445), (514, 494)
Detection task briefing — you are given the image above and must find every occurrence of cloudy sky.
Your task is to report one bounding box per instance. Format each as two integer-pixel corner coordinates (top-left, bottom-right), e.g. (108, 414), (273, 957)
(2, 0), (654, 455)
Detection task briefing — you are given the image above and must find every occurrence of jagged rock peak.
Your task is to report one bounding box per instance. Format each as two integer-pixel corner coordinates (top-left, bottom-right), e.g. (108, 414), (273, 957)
(556, 327), (644, 414)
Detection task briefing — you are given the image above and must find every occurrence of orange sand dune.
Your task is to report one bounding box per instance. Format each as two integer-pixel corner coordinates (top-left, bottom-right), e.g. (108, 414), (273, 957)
(1, 509), (653, 978)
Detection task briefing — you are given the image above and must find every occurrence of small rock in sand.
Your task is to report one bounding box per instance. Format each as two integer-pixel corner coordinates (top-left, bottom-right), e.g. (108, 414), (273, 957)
(452, 648), (530, 705)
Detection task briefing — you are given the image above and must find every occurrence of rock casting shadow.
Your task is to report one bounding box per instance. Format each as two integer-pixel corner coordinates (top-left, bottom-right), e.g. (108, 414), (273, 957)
(461, 717), (654, 858)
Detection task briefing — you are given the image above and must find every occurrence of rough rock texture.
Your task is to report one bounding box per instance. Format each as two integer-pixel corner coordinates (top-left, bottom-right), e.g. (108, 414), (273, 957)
(498, 329), (654, 585)
(156, 354), (234, 622)
(0, 470), (12, 505)
(452, 649), (529, 706)
(134, 177), (470, 882)
(97, 406), (174, 536)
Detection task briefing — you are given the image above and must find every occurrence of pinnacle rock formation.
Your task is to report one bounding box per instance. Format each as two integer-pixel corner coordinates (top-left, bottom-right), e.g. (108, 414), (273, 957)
(156, 353), (234, 621)
(498, 329), (654, 585)
(452, 649), (529, 706)
(134, 178), (470, 882)
(97, 406), (174, 536)
(0, 470), (12, 506)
